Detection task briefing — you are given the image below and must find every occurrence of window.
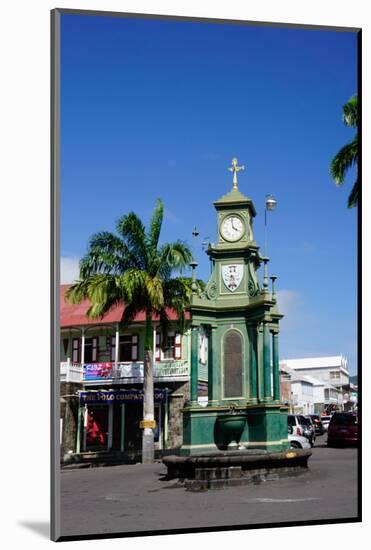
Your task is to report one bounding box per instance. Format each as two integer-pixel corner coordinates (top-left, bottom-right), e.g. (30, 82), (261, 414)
(302, 382), (313, 396)
(163, 334), (175, 359)
(155, 331), (182, 361)
(72, 338), (80, 363)
(85, 337), (98, 363)
(114, 334), (139, 362)
(330, 413), (357, 425)
(330, 371), (340, 379)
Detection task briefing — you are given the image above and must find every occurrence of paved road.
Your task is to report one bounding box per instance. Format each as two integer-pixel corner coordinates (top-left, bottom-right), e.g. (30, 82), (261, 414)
(60, 435), (358, 538)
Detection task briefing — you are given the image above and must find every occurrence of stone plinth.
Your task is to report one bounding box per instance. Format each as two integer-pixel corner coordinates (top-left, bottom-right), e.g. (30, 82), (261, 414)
(163, 448), (312, 490)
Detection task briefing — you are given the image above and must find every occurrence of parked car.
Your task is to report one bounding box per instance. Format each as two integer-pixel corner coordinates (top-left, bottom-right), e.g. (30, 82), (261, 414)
(287, 414), (315, 447)
(327, 412), (358, 446)
(320, 415), (332, 432)
(288, 426), (311, 449)
(308, 414), (325, 435)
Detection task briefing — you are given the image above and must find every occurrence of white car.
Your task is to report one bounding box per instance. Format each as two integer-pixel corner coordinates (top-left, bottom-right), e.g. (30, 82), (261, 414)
(288, 433), (311, 449)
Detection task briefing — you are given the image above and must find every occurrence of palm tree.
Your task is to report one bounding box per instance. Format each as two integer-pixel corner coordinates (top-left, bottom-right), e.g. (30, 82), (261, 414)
(330, 94), (358, 208)
(65, 199), (195, 463)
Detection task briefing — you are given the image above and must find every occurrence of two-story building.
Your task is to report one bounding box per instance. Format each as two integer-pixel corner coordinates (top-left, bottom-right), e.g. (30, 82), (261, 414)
(60, 285), (208, 462)
(279, 356), (350, 413)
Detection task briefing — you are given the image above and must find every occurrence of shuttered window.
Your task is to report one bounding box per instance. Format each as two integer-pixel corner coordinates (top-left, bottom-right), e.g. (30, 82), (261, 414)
(131, 335), (138, 361)
(118, 334), (139, 361)
(174, 333), (182, 359)
(72, 338), (80, 363)
(155, 332), (161, 362)
(157, 331), (182, 360)
(110, 336), (116, 361)
(85, 337), (98, 363)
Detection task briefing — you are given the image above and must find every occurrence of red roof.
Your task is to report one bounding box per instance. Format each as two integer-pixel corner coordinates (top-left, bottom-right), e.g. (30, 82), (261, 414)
(60, 285), (190, 328)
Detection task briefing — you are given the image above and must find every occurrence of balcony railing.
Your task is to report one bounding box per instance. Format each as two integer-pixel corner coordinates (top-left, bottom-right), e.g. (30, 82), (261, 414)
(60, 361), (84, 383)
(60, 360), (189, 384)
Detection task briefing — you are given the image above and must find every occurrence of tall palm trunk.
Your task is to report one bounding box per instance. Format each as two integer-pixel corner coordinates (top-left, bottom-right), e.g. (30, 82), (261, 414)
(142, 309), (155, 463)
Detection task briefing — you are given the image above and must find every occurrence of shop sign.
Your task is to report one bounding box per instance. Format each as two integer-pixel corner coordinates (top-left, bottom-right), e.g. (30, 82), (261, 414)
(84, 362), (113, 380)
(79, 389), (166, 405)
(140, 419), (156, 429)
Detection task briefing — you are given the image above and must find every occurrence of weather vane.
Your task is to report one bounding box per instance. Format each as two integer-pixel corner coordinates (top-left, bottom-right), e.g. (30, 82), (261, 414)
(228, 157), (245, 189)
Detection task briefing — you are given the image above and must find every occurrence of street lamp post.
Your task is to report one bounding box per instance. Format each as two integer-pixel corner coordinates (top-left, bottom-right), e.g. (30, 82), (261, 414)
(264, 194), (277, 257)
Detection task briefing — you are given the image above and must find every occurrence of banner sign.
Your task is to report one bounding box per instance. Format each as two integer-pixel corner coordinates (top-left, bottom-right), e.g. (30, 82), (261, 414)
(79, 389), (166, 405)
(84, 362), (113, 380)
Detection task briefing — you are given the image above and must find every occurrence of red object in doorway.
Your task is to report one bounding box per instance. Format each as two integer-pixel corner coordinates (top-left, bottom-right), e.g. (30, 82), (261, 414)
(86, 409), (108, 447)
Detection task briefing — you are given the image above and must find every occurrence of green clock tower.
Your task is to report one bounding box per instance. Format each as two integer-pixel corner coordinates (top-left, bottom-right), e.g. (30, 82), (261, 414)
(180, 158), (289, 455)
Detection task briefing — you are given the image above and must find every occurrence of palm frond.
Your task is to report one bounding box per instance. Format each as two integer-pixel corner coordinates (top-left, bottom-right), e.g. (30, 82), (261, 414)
(116, 212), (148, 269)
(157, 241), (193, 277)
(148, 199), (164, 255)
(330, 136), (358, 185)
(347, 178), (359, 208)
(64, 278), (92, 304)
(145, 275), (164, 310)
(162, 278), (193, 334)
(342, 95), (358, 128)
(116, 269), (148, 303)
(79, 231), (138, 278)
(83, 274), (121, 319)
(119, 302), (141, 329)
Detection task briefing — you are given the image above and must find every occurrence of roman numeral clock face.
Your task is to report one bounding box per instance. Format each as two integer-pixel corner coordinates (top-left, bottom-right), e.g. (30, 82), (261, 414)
(220, 215), (244, 242)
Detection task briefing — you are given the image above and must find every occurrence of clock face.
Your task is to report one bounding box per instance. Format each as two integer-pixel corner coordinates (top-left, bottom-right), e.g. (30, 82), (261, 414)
(221, 215), (244, 242)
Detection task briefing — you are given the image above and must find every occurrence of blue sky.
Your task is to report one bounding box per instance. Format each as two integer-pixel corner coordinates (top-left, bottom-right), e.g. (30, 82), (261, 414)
(60, 14), (358, 374)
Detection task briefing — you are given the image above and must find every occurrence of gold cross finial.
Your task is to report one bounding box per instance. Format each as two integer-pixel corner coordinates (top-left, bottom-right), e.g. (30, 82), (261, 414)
(228, 157), (245, 189)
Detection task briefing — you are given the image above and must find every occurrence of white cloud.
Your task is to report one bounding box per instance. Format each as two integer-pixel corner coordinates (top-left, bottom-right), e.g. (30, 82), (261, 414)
(60, 256), (80, 284)
(276, 289), (301, 314)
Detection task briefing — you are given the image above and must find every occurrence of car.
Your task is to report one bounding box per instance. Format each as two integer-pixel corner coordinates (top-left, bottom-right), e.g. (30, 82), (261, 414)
(327, 412), (358, 446)
(288, 426), (311, 449)
(320, 415), (332, 432)
(287, 414), (315, 447)
(308, 414), (325, 435)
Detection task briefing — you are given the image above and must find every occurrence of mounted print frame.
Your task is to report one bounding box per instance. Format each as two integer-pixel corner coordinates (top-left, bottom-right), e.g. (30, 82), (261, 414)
(51, 7), (361, 542)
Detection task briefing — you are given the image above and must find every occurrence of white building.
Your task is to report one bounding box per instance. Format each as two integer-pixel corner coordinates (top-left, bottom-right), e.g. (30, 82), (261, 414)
(280, 356), (350, 413)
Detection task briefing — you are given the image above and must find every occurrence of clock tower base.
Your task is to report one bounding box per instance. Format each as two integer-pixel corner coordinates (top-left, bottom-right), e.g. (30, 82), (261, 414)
(179, 403), (290, 456)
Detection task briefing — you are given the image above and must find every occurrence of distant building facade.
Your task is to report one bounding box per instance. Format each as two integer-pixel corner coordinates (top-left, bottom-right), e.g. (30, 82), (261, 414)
(279, 356), (354, 414)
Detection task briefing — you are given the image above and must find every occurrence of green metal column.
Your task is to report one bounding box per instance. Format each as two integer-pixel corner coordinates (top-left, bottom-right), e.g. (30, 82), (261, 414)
(207, 326), (213, 402)
(263, 322), (272, 399)
(190, 326), (199, 403)
(211, 326), (221, 403)
(207, 325), (219, 403)
(257, 324), (264, 401)
(249, 324), (258, 402)
(272, 331), (280, 401)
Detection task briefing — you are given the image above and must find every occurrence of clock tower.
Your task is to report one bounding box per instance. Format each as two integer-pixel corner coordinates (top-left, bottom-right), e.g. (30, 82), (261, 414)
(180, 158), (289, 455)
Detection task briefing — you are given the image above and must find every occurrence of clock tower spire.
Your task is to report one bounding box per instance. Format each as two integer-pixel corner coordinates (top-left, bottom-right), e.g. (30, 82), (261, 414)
(228, 157), (245, 190)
